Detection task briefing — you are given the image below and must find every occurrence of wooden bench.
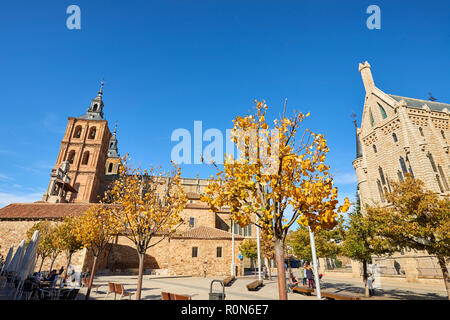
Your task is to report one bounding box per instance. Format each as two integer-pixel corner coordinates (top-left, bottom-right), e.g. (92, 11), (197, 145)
(223, 276), (235, 287)
(292, 286), (314, 296)
(321, 291), (361, 300)
(114, 283), (134, 300)
(82, 277), (101, 293)
(246, 280), (263, 291)
(161, 292), (192, 300)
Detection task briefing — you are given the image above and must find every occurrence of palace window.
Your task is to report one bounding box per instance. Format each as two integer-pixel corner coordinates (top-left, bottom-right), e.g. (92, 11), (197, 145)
(217, 247), (222, 258)
(192, 247), (198, 258)
(419, 127), (424, 137)
(88, 127), (96, 139)
(378, 103), (387, 119)
(82, 151), (90, 165)
(392, 133), (398, 143)
(68, 150), (76, 164)
(189, 217), (195, 228)
(73, 126), (82, 139)
(438, 165), (449, 191)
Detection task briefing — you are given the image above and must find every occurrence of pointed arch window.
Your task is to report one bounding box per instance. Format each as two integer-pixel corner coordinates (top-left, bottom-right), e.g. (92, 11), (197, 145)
(378, 167), (386, 185)
(438, 165), (449, 191)
(392, 133), (398, 143)
(419, 127), (424, 137)
(378, 103), (387, 119)
(73, 126), (82, 139)
(399, 157), (408, 173)
(369, 110), (375, 127)
(377, 179), (385, 202)
(68, 150), (76, 164)
(92, 104), (98, 112)
(82, 151), (90, 165)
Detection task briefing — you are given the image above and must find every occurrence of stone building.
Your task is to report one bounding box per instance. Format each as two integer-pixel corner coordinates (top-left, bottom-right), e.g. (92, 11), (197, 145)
(0, 83), (255, 277)
(352, 61), (449, 282)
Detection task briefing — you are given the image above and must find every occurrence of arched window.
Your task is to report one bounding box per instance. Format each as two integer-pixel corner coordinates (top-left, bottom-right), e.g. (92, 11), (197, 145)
(108, 163), (113, 173)
(373, 144), (377, 153)
(88, 127), (96, 139)
(438, 165), (449, 191)
(92, 104), (98, 112)
(427, 152), (437, 172)
(399, 157), (408, 173)
(378, 167), (386, 185)
(377, 180), (385, 202)
(73, 126), (82, 139)
(82, 151), (90, 165)
(419, 127), (424, 137)
(68, 150), (76, 164)
(392, 133), (398, 143)
(441, 130), (446, 140)
(378, 103), (387, 119)
(370, 110), (375, 127)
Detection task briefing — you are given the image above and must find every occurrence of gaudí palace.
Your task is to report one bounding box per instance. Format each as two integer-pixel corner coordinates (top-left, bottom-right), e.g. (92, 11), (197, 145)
(0, 62), (448, 282)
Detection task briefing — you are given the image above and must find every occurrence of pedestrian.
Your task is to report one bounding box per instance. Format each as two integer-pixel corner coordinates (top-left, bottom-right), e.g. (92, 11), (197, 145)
(306, 265), (314, 288)
(302, 263), (308, 286)
(367, 272), (375, 296)
(262, 265), (268, 280)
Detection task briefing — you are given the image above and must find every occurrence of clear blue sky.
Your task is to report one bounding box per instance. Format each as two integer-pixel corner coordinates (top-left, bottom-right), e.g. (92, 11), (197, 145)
(0, 0), (449, 208)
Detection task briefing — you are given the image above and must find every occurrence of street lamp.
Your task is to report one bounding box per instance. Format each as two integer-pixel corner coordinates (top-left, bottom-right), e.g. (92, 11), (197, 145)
(308, 226), (322, 300)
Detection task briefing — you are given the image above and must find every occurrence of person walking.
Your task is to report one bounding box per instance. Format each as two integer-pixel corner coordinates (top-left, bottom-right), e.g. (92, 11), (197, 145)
(302, 263), (308, 286)
(367, 272), (375, 296)
(306, 264), (314, 289)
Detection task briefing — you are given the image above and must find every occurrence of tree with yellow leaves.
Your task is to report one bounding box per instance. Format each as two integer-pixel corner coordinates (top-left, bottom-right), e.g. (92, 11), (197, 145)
(104, 155), (188, 300)
(367, 175), (450, 299)
(55, 217), (83, 282)
(74, 204), (119, 300)
(201, 100), (350, 299)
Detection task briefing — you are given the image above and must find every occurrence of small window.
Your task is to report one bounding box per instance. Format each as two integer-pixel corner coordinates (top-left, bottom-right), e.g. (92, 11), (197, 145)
(377, 180), (385, 202)
(399, 157), (408, 173)
(217, 247), (222, 258)
(73, 126), (82, 139)
(82, 151), (90, 165)
(373, 145), (377, 153)
(108, 163), (113, 173)
(88, 127), (96, 139)
(419, 127), (424, 137)
(378, 167), (386, 185)
(68, 151), (76, 164)
(192, 247), (198, 258)
(92, 104), (98, 112)
(189, 217), (195, 228)
(441, 130), (446, 140)
(392, 133), (398, 143)
(370, 110), (375, 127)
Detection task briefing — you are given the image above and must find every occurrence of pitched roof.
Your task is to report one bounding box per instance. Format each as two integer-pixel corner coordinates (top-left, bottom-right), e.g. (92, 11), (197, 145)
(0, 203), (115, 220)
(173, 226), (245, 240)
(388, 94), (450, 113)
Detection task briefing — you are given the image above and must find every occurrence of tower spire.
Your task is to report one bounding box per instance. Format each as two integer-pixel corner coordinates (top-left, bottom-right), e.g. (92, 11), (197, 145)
(98, 80), (104, 96)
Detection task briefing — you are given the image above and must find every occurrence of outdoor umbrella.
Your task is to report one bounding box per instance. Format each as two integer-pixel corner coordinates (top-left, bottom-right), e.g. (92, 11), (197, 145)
(17, 230), (40, 281)
(6, 240), (25, 274)
(0, 245), (14, 275)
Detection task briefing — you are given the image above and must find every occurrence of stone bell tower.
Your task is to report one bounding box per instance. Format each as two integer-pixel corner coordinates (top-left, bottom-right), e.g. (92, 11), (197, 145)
(44, 81), (112, 203)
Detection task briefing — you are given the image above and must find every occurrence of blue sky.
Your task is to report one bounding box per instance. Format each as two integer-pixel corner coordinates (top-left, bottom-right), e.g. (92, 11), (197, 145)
(0, 0), (449, 209)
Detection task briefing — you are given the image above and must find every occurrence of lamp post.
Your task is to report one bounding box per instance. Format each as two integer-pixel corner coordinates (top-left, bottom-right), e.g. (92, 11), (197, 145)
(308, 226), (321, 300)
(231, 219), (235, 276)
(256, 220), (262, 281)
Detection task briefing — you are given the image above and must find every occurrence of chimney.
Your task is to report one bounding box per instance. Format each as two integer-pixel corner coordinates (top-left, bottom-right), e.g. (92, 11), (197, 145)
(359, 61), (375, 93)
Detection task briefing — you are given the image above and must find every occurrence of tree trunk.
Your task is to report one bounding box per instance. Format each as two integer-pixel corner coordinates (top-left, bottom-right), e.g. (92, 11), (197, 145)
(63, 252), (73, 282)
(49, 255), (57, 272)
(362, 260), (369, 298)
(136, 252), (145, 300)
(85, 255), (98, 300)
(38, 256), (45, 273)
(274, 237), (287, 300)
(437, 255), (450, 300)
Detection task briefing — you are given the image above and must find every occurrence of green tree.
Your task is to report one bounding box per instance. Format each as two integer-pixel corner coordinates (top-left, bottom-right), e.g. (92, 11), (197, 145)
(239, 239), (258, 270)
(341, 193), (392, 297)
(367, 176), (450, 299)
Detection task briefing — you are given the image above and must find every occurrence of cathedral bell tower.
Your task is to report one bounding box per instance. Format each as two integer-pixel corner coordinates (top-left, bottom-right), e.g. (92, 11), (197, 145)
(43, 81), (112, 203)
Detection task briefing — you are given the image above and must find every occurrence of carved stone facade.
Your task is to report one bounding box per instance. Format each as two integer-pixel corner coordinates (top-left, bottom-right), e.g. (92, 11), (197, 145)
(352, 61), (450, 281)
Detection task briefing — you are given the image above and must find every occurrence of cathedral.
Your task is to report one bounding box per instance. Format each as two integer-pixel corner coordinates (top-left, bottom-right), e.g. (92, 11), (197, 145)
(0, 83), (255, 277)
(352, 61), (449, 282)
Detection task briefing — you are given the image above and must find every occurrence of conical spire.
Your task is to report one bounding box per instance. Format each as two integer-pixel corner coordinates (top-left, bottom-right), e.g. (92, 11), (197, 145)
(78, 80), (105, 120)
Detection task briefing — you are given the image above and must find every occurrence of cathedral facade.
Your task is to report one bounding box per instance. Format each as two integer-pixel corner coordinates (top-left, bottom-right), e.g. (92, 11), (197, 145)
(352, 61), (449, 281)
(0, 84), (255, 277)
